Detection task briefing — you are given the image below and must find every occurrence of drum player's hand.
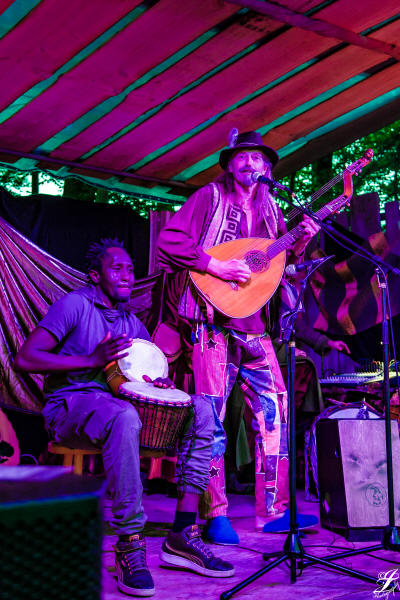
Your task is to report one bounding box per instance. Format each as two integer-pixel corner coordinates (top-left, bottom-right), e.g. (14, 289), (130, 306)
(89, 332), (132, 367)
(142, 374), (176, 389)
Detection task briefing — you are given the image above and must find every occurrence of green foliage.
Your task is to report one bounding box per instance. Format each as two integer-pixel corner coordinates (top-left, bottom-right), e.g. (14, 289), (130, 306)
(0, 167), (31, 194)
(103, 190), (179, 217)
(280, 118), (400, 214)
(1, 118), (399, 218)
(0, 167), (63, 196)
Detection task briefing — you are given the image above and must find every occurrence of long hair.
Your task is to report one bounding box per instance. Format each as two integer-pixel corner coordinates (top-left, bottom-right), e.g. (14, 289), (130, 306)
(214, 159), (279, 231)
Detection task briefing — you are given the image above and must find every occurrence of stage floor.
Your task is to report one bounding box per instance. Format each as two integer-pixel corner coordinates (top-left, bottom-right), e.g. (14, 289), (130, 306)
(101, 489), (399, 599)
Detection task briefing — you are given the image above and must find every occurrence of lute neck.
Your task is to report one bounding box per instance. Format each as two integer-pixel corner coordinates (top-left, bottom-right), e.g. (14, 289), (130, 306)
(267, 196), (345, 259)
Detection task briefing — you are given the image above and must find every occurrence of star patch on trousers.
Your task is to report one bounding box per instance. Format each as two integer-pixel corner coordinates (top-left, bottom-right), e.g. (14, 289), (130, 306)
(209, 465), (220, 478)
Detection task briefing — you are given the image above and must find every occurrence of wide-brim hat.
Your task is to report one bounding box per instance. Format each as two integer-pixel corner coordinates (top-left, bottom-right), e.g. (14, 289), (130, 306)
(219, 129), (279, 170)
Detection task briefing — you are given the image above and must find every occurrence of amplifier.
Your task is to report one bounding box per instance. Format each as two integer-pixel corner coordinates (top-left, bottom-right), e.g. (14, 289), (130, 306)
(0, 467), (105, 600)
(316, 419), (400, 540)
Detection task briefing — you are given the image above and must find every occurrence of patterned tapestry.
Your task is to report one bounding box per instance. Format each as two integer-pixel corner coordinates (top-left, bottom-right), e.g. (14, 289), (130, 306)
(308, 231), (400, 336)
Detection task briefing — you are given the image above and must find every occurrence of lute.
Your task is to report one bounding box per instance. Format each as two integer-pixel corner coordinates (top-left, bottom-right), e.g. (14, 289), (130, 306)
(189, 149), (373, 319)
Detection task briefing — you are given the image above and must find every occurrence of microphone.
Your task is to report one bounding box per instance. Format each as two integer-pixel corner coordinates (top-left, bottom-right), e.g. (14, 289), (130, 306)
(285, 255), (334, 276)
(251, 171), (291, 192)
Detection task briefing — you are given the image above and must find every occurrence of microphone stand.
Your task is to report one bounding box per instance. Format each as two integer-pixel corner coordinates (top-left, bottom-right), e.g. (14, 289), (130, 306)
(292, 191), (400, 550)
(220, 187), (398, 600)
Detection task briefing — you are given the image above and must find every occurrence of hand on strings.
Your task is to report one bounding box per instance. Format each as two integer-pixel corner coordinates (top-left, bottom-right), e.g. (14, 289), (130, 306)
(292, 215), (320, 256)
(89, 332), (132, 367)
(142, 374), (176, 389)
(326, 339), (350, 354)
(207, 257), (251, 283)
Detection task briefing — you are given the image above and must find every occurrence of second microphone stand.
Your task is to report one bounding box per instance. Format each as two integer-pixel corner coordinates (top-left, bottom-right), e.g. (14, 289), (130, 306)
(221, 263), (381, 600)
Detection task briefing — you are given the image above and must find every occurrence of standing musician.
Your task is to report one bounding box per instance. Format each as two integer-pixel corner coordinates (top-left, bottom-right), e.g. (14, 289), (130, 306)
(15, 239), (234, 598)
(156, 130), (320, 543)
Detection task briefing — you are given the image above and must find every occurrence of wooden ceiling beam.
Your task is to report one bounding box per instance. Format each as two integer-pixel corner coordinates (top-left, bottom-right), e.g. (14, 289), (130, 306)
(0, 148), (197, 191)
(274, 96), (400, 178)
(225, 0), (400, 60)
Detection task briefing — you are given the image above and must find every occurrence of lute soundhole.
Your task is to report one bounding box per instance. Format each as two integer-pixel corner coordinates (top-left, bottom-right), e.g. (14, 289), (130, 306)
(244, 250), (270, 272)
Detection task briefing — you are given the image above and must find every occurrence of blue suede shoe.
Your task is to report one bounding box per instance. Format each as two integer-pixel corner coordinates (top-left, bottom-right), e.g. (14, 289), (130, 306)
(262, 510), (318, 534)
(203, 516), (239, 545)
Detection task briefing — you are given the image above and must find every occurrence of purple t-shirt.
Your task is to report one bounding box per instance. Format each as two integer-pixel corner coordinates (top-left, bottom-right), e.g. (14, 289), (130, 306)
(39, 285), (150, 399)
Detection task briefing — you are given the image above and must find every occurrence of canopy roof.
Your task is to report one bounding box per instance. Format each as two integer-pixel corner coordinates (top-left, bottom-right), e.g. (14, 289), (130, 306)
(0, 0), (399, 201)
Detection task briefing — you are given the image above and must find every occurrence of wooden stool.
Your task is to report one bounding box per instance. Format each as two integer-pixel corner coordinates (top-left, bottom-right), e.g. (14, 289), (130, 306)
(48, 441), (102, 475)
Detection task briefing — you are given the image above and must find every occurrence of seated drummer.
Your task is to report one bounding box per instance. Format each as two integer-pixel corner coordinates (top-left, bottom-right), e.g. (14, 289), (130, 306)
(15, 238), (234, 597)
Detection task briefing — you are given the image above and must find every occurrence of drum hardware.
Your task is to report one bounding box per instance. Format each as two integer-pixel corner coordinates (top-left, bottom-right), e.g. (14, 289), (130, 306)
(105, 339), (191, 451)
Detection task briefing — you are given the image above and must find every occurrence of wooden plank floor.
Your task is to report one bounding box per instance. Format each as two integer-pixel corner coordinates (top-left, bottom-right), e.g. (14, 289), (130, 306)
(101, 489), (399, 599)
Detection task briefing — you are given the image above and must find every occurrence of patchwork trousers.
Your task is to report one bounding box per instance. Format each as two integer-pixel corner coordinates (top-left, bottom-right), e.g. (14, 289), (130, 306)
(193, 324), (289, 520)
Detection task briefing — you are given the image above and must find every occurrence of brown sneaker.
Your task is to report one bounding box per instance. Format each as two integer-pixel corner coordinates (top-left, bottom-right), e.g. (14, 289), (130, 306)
(160, 524), (235, 578)
(115, 534), (155, 596)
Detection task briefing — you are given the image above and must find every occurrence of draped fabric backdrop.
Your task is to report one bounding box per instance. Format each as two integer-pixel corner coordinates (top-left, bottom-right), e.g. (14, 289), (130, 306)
(0, 187), (163, 410)
(308, 231), (400, 336)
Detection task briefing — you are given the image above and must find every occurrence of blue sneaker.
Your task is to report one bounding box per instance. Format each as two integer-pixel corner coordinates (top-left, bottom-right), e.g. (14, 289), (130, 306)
(203, 516), (239, 545)
(262, 510), (318, 534)
(115, 534), (155, 596)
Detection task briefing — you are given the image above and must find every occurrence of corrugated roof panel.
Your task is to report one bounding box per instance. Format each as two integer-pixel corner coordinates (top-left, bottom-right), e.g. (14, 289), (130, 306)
(0, 0), (140, 111)
(0, 0), (397, 195)
(135, 45), (389, 180)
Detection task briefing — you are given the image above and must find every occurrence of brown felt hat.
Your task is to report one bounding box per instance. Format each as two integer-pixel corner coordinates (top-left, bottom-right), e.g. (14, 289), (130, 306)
(219, 129), (279, 170)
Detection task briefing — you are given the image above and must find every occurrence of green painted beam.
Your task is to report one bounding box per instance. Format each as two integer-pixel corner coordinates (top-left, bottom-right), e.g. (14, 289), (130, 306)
(0, 2), (153, 125)
(172, 69), (374, 180)
(0, 0), (42, 40)
(36, 10), (249, 155)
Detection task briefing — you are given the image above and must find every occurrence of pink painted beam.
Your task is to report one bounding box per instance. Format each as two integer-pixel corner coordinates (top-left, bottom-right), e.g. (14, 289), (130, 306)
(0, 0), (238, 153)
(0, 0), (140, 111)
(85, 28), (335, 170)
(226, 0), (400, 59)
(135, 19), (400, 179)
(54, 13), (283, 161)
(188, 60), (400, 187)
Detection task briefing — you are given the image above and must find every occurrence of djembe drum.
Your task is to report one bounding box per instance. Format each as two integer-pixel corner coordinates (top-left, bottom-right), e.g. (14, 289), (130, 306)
(105, 339), (191, 451)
